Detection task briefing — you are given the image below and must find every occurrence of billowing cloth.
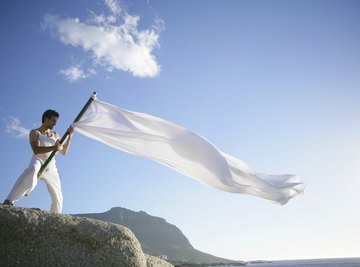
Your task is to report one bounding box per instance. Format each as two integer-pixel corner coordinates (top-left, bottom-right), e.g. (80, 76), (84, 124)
(73, 99), (305, 204)
(6, 131), (63, 213)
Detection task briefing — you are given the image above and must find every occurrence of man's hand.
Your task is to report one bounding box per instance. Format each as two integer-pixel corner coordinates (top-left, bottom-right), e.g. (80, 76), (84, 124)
(67, 126), (74, 137)
(55, 140), (63, 151)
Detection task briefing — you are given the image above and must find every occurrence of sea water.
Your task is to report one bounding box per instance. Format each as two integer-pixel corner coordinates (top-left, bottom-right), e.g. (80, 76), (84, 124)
(218, 258), (360, 267)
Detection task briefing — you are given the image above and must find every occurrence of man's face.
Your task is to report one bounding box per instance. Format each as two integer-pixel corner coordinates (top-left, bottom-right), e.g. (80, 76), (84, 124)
(45, 116), (58, 129)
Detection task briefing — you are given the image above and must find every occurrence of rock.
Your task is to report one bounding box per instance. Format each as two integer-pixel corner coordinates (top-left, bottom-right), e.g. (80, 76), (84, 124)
(145, 254), (174, 267)
(0, 206), (148, 267)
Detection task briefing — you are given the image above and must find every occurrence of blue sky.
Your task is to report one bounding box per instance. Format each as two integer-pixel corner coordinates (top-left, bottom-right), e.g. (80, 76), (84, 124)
(1, 0), (359, 261)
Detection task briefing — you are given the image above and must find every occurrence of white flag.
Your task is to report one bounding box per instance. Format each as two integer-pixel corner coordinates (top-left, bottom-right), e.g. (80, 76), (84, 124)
(73, 99), (305, 204)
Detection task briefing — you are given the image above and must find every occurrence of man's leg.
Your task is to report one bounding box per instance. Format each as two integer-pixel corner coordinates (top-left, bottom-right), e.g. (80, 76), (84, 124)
(4, 158), (42, 205)
(42, 168), (63, 213)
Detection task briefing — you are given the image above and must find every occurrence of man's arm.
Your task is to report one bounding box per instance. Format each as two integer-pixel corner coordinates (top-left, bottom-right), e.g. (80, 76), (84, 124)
(29, 130), (59, 155)
(55, 126), (74, 156)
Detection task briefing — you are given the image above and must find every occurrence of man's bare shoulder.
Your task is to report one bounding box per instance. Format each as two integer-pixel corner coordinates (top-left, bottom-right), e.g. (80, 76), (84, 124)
(29, 129), (40, 134)
(29, 129), (39, 139)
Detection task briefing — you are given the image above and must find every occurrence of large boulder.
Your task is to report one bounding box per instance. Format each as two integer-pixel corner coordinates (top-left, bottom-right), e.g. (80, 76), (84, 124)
(146, 255), (174, 267)
(0, 206), (172, 267)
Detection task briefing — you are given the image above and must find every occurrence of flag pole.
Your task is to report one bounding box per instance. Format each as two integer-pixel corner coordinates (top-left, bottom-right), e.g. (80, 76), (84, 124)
(37, 92), (97, 179)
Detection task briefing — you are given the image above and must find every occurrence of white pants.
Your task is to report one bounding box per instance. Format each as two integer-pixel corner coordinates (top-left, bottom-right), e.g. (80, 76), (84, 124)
(6, 157), (63, 213)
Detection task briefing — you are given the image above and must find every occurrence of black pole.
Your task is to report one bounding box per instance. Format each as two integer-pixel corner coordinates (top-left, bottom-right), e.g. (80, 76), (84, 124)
(37, 92), (97, 179)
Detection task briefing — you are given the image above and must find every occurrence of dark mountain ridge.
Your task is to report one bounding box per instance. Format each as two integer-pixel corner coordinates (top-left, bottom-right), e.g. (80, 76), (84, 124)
(76, 207), (236, 265)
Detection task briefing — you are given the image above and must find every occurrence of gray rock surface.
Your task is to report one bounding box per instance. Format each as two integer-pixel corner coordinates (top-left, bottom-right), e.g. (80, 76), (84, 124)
(0, 206), (172, 267)
(145, 255), (174, 267)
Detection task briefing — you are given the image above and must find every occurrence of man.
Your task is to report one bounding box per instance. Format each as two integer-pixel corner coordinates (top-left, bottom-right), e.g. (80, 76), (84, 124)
(3, 109), (73, 213)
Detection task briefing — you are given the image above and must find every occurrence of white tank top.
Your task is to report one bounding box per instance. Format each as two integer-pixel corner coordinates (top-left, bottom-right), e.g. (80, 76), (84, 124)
(32, 130), (57, 164)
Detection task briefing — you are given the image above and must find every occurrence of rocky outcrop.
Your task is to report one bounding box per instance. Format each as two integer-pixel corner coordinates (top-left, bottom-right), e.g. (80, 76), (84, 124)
(146, 255), (173, 267)
(0, 206), (173, 267)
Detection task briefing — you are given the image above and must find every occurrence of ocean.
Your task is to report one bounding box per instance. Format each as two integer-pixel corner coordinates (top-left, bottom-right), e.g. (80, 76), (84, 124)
(217, 258), (360, 267)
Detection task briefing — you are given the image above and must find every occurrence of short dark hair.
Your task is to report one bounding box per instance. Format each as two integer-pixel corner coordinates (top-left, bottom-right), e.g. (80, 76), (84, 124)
(42, 109), (59, 123)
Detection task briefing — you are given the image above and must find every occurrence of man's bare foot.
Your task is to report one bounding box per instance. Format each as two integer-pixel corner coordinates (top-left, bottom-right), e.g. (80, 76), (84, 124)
(2, 199), (13, 206)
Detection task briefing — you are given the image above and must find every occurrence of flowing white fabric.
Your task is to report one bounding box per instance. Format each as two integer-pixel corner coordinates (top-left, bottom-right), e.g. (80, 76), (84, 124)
(73, 99), (305, 204)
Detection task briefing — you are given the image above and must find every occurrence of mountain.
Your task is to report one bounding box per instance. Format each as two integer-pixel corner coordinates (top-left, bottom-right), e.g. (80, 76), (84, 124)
(75, 207), (236, 265)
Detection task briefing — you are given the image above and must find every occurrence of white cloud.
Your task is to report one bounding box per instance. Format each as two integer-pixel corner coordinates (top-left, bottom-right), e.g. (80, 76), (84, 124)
(43, 0), (162, 80)
(105, 0), (121, 16)
(59, 65), (96, 82)
(6, 116), (30, 138)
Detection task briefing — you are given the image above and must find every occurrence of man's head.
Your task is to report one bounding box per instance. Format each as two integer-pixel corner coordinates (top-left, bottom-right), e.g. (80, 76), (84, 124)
(42, 109), (59, 129)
